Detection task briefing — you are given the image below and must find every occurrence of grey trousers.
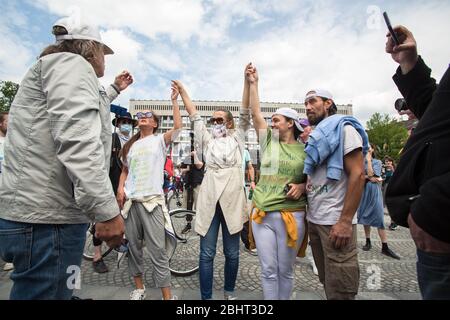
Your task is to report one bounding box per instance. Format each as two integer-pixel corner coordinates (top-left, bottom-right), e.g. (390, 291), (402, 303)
(125, 202), (171, 288)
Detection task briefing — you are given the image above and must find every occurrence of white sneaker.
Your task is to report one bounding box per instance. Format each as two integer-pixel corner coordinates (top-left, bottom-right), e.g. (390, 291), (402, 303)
(3, 263), (14, 271)
(224, 292), (238, 300)
(130, 288), (146, 300)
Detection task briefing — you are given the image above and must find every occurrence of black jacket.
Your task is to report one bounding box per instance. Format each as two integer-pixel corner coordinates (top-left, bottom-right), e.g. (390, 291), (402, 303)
(109, 132), (122, 196)
(386, 56), (450, 243)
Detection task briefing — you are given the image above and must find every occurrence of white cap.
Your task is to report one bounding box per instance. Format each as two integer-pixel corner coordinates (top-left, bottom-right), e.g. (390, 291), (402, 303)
(53, 17), (114, 55)
(304, 89), (334, 102)
(273, 107), (303, 132)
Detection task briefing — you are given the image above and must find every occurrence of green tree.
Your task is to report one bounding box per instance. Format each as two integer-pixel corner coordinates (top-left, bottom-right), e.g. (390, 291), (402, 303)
(0, 81), (19, 112)
(366, 112), (408, 163)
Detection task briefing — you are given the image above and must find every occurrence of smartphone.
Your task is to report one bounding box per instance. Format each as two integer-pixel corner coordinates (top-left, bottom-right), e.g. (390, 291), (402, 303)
(383, 12), (400, 46)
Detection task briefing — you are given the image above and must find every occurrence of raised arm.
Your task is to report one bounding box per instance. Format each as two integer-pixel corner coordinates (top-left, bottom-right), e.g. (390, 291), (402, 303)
(172, 80), (197, 115)
(386, 25), (437, 119)
(163, 85), (183, 145)
(246, 63), (267, 136)
(172, 80), (211, 153)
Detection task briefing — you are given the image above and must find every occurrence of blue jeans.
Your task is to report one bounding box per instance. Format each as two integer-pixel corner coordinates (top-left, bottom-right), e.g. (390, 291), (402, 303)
(0, 218), (88, 300)
(199, 203), (240, 300)
(417, 249), (450, 300)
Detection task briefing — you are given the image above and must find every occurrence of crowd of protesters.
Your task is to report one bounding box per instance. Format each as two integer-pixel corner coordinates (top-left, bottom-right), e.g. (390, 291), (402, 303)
(0, 15), (449, 301)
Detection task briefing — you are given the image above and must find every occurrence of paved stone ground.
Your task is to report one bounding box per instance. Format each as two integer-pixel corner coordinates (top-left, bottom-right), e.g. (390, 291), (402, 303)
(0, 216), (421, 300)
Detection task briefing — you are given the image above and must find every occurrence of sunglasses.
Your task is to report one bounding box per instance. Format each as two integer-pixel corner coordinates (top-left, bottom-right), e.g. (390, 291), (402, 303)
(208, 117), (226, 125)
(136, 112), (153, 120)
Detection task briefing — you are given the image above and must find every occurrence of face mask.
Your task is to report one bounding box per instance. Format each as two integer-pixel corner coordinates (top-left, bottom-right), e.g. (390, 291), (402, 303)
(120, 124), (132, 135)
(212, 124), (227, 139)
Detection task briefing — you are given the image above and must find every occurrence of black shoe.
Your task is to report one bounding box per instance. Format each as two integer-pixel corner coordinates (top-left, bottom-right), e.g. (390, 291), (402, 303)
(362, 243), (372, 251)
(93, 258), (109, 273)
(389, 223), (398, 231)
(181, 222), (192, 234)
(382, 248), (401, 260)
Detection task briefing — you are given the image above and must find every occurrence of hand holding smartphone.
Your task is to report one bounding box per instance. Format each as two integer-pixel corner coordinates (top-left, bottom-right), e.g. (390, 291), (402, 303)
(383, 12), (400, 46)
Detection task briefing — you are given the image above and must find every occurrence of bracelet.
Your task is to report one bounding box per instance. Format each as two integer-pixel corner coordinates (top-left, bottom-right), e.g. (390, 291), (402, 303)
(111, 83), (121, 94)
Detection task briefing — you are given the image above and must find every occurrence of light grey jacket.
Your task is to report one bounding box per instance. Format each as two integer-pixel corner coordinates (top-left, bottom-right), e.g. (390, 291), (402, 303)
(0, 52), (120, 224)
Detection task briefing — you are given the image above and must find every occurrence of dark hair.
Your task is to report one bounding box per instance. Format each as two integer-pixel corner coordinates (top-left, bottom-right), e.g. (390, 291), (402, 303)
(0, 112), (8, 123)
(370, 143), (377, 159)
(120, 110), (160, 163)
(214, 108), (235, 129)
(120, 132), (141, 164)
(39, 26), (103, 62)
(281, 116), (301, 140)
(320, 97), (337, 116)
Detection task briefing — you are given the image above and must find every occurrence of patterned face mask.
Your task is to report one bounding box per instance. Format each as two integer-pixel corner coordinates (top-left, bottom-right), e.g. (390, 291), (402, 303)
(212, 124), (227, 139)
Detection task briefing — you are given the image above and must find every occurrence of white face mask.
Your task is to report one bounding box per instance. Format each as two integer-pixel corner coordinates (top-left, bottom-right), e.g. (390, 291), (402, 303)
(212, 124), (227, 139)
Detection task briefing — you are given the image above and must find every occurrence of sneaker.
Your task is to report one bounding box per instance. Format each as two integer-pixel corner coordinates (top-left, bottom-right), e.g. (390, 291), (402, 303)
(362, 243), (372, 251)
(224, 292), (238, 300)
(3, 263), (14, 271)
(181, 222), (192, 234)
(389, 223), (398, 231)
(130, 288), (146, 300)
(92, 258), (109, 273)
(244, 247), (258, 256)
(163, 295), (179, 300)
(381, 248), (401, 260)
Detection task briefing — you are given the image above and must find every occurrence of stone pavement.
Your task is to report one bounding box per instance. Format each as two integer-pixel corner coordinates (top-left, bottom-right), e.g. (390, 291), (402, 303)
(0, 216), (421, 300)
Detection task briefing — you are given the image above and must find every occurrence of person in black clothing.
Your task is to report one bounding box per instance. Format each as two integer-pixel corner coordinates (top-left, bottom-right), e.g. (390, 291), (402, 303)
(180, 150), (205, 233)
(385, 25), (450, 299)
(92, 112), (137, 273)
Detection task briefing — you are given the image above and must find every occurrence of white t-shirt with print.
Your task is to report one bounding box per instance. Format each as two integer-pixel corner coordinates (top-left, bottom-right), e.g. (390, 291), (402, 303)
(124, 134), (167, 199)
(306, 125), (363, 225)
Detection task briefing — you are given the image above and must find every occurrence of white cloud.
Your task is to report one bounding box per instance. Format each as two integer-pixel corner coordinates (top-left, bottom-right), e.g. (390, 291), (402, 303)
(2, 0), (449, 128)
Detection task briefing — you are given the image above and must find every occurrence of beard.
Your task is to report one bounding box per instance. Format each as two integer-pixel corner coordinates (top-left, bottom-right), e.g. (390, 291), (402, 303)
(307, 113), (325, 126)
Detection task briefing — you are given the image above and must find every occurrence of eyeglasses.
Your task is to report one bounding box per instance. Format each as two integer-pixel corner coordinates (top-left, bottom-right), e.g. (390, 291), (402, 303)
(136, 112), (153, 120)
(208, 117), (226, 125)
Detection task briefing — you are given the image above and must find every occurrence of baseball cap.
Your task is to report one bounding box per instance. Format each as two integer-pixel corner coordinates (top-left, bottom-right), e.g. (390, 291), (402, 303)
(304, 89), (334, 102)
(53, 17), (114, 55)
(273, 107), (304, 132)
(304, 89), (337, 113)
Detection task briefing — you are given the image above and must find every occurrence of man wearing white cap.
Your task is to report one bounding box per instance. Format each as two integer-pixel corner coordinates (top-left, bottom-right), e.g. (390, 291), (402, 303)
(0, 16), (133, 299)
(303, 89), (368, 300)
(245, 63), (308, 300)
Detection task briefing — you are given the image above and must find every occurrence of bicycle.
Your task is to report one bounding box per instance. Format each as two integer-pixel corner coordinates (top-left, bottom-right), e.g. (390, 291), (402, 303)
(168, 208), (199, 276)
(165, 176), (184, 211)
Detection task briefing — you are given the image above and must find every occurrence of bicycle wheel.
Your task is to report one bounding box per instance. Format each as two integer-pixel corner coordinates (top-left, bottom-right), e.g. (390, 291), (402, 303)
(167, 191), (184, 211)
(168, 209), (199, 276)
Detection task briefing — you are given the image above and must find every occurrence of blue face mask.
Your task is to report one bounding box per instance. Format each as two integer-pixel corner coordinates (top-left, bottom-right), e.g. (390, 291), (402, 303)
(120, 124), (132, 134)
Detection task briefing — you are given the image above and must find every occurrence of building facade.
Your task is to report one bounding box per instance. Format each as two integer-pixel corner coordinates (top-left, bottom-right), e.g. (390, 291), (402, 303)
(130, 99), (353, 165)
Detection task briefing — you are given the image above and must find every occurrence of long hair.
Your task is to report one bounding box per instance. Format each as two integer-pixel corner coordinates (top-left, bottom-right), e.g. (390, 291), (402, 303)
(120, 110), (161, 163)
(39, 26), (103, 63)
(120, 131), (141, 164)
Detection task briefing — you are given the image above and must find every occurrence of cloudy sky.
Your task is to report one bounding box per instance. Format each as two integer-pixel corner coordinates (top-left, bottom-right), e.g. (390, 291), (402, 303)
(1, 0), (449, 125)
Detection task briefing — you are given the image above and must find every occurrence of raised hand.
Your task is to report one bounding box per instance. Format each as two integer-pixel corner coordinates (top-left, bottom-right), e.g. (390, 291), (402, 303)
(114, 70), (134, 92)
(245, 63), (259, 84)
(171, 85), (179, 101)
(385, 25), (418, 74)
(171, 80), (185, 95)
